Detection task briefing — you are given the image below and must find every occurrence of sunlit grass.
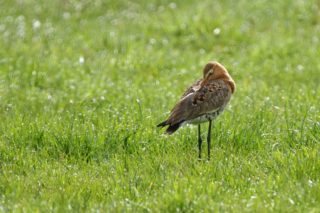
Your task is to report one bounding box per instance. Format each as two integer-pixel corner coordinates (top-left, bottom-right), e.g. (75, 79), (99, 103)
(0, 0), (319, 212)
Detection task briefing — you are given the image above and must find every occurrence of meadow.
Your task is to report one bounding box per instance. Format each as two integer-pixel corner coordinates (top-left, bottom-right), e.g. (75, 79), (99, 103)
(0, 0), (319, 212)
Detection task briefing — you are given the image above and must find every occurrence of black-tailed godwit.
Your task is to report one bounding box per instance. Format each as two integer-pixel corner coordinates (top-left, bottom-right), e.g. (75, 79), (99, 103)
(157, 61), (236, 159)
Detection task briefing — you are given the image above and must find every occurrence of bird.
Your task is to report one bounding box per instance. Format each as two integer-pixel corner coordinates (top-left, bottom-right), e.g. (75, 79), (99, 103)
(157, 61), (236, 160)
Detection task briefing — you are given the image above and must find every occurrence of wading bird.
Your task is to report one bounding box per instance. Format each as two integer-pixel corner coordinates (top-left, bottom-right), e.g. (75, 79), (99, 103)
(157, 61), (236, 159)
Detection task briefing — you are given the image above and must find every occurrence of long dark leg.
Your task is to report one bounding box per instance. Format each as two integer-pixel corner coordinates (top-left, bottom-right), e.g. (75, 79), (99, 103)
(198, 124), (202, 159)
(207, 119), (212, 160)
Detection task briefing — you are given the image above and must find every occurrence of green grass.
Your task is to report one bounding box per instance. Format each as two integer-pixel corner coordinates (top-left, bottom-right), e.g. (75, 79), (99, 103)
(0, 0), (320, 212)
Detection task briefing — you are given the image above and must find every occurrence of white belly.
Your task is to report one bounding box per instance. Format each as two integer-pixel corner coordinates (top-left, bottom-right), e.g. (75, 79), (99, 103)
(186, 109), (223, 125)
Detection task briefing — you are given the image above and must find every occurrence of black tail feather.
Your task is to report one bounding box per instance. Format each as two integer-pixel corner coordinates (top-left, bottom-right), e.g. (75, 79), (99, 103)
(157, 120), (184, 134)
(157, 121), (167, 128)
(165, 123), (181, 134)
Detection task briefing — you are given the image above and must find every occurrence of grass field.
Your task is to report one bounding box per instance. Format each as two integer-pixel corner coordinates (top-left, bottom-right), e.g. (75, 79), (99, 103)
(1, 0), (320, 212)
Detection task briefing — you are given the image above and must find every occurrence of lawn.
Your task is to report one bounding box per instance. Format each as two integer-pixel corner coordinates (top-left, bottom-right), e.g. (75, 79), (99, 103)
(0, 0), (319, 212)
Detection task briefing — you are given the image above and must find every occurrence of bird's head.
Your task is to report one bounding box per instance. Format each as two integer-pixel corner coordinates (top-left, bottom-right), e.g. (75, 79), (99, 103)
(202, 61), (236, 93)
(203, 61), (227, 79)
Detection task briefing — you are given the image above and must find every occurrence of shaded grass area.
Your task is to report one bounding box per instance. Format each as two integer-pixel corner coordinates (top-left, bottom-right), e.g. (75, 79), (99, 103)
(0, 0), (319, 212)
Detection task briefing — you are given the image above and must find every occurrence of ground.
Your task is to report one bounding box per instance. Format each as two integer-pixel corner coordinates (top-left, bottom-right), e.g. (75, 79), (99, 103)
(0, 0), (319, 212)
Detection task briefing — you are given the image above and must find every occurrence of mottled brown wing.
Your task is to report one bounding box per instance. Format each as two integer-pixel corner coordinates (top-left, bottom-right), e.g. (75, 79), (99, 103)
(181, 79), (202, 98)
(166, 79), (231, 125)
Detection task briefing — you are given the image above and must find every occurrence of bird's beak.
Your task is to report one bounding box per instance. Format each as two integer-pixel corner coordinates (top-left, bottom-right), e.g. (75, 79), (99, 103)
(205, 69), (213, 78)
